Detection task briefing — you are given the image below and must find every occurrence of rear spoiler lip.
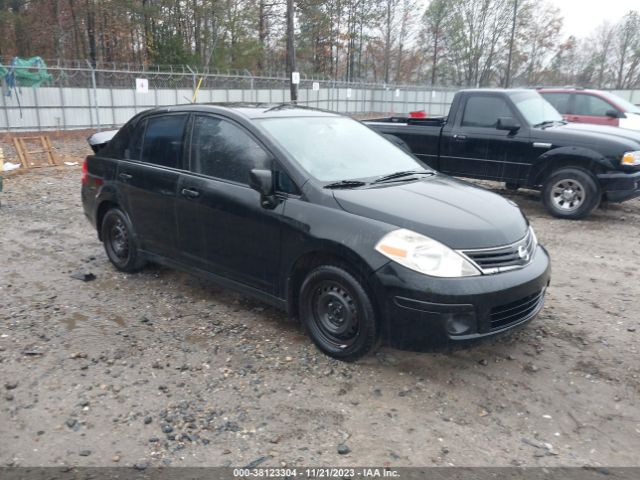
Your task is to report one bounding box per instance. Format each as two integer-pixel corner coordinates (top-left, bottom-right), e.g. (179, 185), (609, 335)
(87, 129), (118, 153)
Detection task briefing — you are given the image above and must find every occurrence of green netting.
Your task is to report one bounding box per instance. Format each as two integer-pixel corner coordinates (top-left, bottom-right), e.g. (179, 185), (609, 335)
(0, 56), (53, 88)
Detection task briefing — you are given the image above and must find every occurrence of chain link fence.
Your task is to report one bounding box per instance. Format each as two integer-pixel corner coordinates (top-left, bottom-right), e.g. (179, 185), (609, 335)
(0, 63), (460, 131)
(1, 62), (639, 132)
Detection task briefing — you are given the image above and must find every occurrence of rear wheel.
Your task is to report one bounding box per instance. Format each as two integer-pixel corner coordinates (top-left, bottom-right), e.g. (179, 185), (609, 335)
(299, 265), (378, 362)
(541, 168), (600, 219)
(101, 208), (146, 272)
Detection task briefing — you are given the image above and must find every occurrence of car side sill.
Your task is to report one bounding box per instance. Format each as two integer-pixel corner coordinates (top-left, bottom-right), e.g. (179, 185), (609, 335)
(141, 250), (288, 311)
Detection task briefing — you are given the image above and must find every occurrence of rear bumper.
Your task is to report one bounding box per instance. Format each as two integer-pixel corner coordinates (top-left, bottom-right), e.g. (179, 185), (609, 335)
(373, 245), (551, 350)
(81, 185), (97, 226)
(598, 170), (640, 202)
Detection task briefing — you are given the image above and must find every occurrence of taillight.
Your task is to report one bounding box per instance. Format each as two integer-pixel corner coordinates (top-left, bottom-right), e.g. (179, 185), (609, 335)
(81, 157), (89, 185)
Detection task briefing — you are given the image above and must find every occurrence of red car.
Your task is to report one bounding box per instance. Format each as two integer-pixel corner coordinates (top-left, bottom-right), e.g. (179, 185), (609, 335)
(538, 88), (640, 130)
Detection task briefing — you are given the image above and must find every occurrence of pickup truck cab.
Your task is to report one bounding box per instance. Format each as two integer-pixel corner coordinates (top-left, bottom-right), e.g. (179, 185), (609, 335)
(367, 89), (640, 219)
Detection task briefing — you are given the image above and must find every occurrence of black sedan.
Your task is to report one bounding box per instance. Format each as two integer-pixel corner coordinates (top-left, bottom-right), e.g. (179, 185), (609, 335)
(82, 104), (551, 361)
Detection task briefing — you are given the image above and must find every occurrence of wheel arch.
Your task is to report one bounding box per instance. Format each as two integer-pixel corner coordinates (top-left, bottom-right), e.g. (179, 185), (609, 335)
(528, 148), (609, 188)
(96, 200), (120, 241)
(285, 246), (382, 323)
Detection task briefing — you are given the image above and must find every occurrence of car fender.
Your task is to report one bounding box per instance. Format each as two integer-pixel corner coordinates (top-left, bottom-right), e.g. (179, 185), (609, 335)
(279, 198), (395, 315)
(94, 185), (130, 240)
(528, 146), (612, 187)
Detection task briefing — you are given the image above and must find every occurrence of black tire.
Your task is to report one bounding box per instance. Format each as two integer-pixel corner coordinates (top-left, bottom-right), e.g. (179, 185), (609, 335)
(541, 168), (600, 219)
(101, 208), (146, 272)
(299, 265), (379, 362)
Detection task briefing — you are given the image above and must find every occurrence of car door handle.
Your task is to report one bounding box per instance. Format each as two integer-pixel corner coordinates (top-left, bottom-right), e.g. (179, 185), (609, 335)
(453, 134), (467, 141)
(181, 188), (201, 199)
(118, 172), (132, 181)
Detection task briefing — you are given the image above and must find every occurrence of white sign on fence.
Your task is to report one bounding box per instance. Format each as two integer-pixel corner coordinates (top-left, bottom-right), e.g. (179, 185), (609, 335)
(136, 78), (149, 93)
(291, 72), (300, 85)
(312, 82), (320, 91)
(346, 88), (352, 98)
(395, 88), (400, 98)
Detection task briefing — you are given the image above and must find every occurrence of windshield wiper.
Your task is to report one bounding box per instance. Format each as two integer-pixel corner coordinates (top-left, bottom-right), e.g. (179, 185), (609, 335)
(372, 170), (434, 184)
(323, 180), (368, 189)
(534, 120), (559, 128)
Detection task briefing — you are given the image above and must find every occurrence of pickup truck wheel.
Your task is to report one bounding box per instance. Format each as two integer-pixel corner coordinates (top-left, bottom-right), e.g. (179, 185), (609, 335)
(101, 208), (146, 272)
(542, 168), (600, 219)
(299, 265), (379, 362)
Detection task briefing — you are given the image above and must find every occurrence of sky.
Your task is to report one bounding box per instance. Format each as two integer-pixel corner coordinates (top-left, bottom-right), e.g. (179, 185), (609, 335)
(554, 0), (638, 38)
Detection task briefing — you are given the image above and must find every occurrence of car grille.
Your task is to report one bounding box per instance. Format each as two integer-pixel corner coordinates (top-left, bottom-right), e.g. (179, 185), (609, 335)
(490, 289), (545, 331)
(459, 228), (537, 274)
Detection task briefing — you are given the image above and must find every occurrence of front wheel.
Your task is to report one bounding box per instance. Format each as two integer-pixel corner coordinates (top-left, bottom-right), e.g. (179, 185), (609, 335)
(101, 208), (146, 272)
(541, 168), (600, 219)
(299, 265), (379, 362)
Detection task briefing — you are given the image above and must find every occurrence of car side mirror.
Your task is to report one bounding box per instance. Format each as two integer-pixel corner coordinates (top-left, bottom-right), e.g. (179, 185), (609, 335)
(496, 117), (521, 133)
(605, 109), (622, 119)
(249, 169), (277, 208)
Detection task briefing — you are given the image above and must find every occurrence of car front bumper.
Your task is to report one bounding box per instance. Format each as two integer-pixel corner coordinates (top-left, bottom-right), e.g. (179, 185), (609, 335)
(598, 170), (640, 202)
(373, 245), (551, 350)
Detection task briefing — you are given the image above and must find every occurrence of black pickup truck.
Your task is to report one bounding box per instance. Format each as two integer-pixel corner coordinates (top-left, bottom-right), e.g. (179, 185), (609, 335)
(367, 89), (640, 219)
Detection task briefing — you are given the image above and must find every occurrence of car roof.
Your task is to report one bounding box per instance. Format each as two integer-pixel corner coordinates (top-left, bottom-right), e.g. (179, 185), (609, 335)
(458, 88), (534, 95)
(537, 88), (600, 94)
(139, 103), (341, 120)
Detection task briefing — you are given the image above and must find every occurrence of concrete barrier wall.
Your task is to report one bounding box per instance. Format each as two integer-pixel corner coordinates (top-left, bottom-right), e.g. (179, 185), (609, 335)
(1, 84), (637, 132)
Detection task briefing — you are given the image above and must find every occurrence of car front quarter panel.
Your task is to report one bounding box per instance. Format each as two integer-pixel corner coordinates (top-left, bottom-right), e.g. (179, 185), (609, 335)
(281, 197), (395, 273)
(279, 196), (397, 307)
(529, 146), (614, 187)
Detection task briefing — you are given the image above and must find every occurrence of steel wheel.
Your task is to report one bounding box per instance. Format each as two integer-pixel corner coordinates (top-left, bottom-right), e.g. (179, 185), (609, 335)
(299, 265), (378, 361)
(550, 178), (585, 212)
(311, 281), (360, 348)
(101, 208), (145, 272)
(108, 216), (130, 261)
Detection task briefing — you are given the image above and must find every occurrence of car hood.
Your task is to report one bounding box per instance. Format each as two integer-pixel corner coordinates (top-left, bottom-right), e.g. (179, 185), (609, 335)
(332, 175), (528, 250)
(620, 112), (640, 131)
(545, 122), (640, 151)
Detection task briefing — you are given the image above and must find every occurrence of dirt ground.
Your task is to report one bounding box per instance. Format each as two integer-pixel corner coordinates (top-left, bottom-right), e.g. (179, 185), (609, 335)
(1, 134), (639, 469)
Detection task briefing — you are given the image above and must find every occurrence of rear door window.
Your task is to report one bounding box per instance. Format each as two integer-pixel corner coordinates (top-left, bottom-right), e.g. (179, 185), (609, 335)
(573, 94), (613, 117)
(140, 114), (188, 168)
(189, 115), (271, 184)
(101, 124), (131, 159)
(461, 96), (513, 128)
(541, 93), (571, 114)
(125, 120), (146, 160)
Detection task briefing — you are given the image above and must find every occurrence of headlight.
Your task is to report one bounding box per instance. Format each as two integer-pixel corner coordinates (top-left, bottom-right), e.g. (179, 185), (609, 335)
(621, 151), (640, 166)
(375, 229), (481, 277)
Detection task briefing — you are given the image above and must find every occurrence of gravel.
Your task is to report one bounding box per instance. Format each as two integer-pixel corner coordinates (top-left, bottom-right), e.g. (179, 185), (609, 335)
(1, 140), (639, 467)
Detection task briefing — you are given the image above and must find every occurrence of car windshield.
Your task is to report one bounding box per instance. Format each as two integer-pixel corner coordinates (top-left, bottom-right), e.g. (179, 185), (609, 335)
(256, 116), (427, 182)
(598, 91), (640, 114)
(510, 91), (563, 126)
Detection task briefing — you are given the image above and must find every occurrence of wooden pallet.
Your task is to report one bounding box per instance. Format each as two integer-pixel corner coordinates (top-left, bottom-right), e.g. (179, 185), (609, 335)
(12, 136), (57, 169)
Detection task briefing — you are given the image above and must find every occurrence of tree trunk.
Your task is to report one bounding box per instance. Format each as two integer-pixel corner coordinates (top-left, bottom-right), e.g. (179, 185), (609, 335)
(384, 2), (391, 84)
(286, 0), (297, 101)
(86, 0), (97, 66)
(258, 0), (267, 74)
